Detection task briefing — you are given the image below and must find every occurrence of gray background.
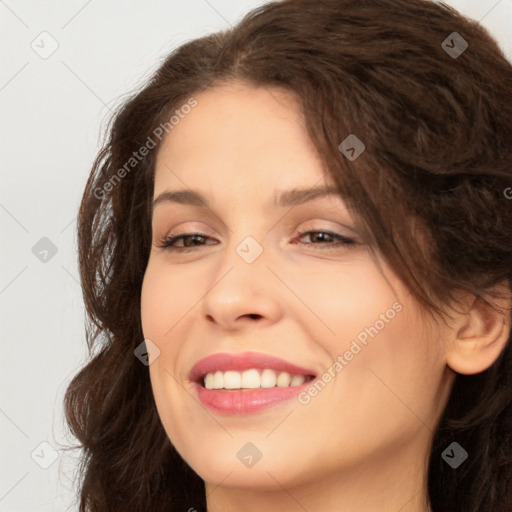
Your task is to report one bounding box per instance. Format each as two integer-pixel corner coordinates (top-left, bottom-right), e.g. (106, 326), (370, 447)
(1, 1), (511, 510)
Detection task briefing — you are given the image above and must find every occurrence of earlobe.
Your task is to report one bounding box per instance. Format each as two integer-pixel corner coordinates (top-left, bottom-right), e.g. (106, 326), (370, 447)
(445, 283), (511, 375)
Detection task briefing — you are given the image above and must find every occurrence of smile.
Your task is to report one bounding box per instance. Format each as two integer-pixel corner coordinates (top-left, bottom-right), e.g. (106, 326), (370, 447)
(189, 352), (317, 414)
(203, 369), (314, 389)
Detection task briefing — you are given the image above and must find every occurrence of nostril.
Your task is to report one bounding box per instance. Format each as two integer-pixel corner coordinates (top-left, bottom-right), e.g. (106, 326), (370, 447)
(247, 314), (260, 320)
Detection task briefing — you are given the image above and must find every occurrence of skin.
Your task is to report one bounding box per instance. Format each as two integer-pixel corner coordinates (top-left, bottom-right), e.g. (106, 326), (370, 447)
(140, 81), (510, 512)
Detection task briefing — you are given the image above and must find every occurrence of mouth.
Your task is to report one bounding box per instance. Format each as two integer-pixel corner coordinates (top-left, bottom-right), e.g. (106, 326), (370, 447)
(188, 352), (317, 414)
(198, 369), (315, 390)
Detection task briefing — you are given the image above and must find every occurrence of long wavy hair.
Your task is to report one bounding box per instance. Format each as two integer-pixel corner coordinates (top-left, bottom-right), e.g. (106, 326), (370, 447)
(63, 0), (512, 510)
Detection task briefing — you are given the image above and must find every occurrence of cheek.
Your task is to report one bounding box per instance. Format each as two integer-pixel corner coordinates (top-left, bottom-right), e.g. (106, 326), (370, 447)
(294, 262), (402, 348)
(140, 257), (194, 337)
(141, 264), (189, 448)
(306, 263), (440, 401)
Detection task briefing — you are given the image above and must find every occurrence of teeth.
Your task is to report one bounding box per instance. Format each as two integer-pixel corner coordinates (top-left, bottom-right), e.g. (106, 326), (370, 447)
(205, 373), (214, 389)
(203, 369), (310, 390)
(224, 371), (241, 389)
(277, 372), (291, 387)
(261, 369), (276, 388)
(290, 375), (306, 386)
(241, 369), (260, 389)
(213, 371), (224, 389)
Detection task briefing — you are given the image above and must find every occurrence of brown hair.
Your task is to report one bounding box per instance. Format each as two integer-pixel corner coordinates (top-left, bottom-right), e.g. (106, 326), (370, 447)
(63, 0), (512, 510)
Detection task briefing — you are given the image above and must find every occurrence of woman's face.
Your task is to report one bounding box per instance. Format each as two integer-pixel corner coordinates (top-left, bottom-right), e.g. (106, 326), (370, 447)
(141, 82), (454, 493)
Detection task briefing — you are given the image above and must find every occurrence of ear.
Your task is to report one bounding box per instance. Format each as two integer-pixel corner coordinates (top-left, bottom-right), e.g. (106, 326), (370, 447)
(445, 281), (511, 375)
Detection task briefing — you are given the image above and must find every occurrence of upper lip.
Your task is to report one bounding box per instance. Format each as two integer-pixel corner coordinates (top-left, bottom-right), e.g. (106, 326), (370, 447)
(189, 352), (317, 384)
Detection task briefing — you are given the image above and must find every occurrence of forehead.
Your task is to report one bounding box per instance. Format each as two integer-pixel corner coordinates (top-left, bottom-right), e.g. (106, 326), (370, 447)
(153, 82), (328, 192)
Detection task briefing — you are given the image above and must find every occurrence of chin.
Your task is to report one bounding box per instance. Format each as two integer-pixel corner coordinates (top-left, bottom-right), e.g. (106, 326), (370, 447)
(183, 445), (306, 490)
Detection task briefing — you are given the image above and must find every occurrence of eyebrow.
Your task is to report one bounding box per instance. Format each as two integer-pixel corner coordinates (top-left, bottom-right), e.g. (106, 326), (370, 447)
(152, 186), (343, 210)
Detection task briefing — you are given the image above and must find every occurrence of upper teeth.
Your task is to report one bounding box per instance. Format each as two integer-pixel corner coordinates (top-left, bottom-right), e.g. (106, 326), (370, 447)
(203, 369), (308, 389)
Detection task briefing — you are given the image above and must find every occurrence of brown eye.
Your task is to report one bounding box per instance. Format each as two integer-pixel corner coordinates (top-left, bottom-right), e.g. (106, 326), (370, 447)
(293, 230), (356, 250)
(157, 232), (216, 251)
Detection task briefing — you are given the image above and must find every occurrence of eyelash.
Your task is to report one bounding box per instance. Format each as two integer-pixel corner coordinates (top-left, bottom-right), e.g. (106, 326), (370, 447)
(156, 229), (356, 252)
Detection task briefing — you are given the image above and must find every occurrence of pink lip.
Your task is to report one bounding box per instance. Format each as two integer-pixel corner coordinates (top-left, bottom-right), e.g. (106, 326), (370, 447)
(188, 352), (317, 415)
(189, 352), (316, 383)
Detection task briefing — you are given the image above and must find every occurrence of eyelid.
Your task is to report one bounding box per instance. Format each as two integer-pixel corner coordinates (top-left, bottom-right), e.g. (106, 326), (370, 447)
(156, 222), (215, 240)
(155, 233), (209, 253)
(293, 228), (356, 249)
(155, 226), (358, 252)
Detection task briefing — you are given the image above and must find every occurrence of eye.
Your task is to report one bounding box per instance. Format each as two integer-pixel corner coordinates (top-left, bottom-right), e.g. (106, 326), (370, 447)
(156, 232), (214, 251)
(156, 229), (356, 252)
(293, 229), (356, 251)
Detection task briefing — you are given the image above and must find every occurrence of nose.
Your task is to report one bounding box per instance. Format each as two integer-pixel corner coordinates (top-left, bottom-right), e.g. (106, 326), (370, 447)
(200, 238), (284, 332)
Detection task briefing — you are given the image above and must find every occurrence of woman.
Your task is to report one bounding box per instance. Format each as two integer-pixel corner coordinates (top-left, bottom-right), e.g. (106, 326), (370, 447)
(64, 0), (512, 510)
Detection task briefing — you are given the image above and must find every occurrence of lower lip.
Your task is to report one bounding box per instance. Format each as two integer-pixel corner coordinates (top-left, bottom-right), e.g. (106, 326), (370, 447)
(192, 380), (313, 414)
